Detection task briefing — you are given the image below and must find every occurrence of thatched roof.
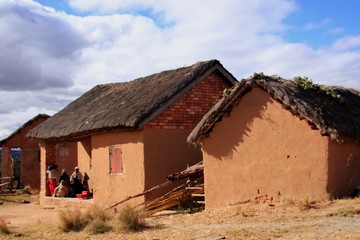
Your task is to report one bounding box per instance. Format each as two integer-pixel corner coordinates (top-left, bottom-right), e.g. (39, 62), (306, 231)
(188, 75), (360, 144)
(0, 114), (50, 145)
(28, 60), (237, 140)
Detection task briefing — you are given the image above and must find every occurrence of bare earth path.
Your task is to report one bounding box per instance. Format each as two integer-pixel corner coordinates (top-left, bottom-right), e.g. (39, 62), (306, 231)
(1, 195), (360, 239)
(0, 202), (60, 229)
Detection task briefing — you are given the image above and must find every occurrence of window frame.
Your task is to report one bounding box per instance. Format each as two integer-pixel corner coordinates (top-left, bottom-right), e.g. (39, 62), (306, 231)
(109, 146), (124, 175)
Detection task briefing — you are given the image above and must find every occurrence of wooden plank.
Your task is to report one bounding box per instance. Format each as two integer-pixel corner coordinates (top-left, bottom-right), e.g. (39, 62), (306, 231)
(191, 193), (205, 197)
(106, 180), (173, 209)
(185, 187), (203, 190)
(0, 182), (10, 187)
(0, 177), (12, 180)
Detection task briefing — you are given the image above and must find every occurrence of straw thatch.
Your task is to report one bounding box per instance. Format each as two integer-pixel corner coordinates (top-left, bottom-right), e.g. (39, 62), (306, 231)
(0, 114), (50, 145)
(28, 60), (237, 140)
(188, 75), (360, 144)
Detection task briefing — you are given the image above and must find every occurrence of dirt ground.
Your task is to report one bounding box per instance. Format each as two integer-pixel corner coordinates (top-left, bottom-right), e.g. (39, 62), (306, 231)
(1, 194), (360, 240)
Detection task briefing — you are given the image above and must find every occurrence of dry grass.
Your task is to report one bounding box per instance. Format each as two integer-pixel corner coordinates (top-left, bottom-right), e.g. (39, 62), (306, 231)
(58, 205), (147, 235)
(297, 197), (319, 210)
(58, 208), (89, 232)
(86, 218), (112, 234)
(117, 205), (147, 232)
(1, 196), (360, 239)
(84, 206), (113, 234)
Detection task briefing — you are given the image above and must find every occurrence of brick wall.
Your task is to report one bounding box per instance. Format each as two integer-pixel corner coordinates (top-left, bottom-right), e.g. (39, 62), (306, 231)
(146, 71), (232, 129)
(0, 116), (47, 189)
(45, 143), (57, 165)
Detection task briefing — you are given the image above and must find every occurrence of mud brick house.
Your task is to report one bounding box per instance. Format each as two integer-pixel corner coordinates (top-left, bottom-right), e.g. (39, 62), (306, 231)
(28, 60), (237, 206)
(0, 114), (49, 190)
(188, 75), (360, 209)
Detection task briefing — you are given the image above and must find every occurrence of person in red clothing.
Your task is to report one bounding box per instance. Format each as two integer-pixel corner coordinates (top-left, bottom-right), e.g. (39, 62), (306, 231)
(46, 164), (59, 196)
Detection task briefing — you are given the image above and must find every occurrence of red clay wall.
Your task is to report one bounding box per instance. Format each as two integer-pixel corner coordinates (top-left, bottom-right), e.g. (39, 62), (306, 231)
(1, 147), (11, 181)
(1, 116), (47, 190)
(202, 88), (331, 208)
(327, 140), (360, 197)
(78, 138), (93, 192)
(143, 72), (232, 199)
(91, 130), (145, 207)
(143, 129), (202, 200)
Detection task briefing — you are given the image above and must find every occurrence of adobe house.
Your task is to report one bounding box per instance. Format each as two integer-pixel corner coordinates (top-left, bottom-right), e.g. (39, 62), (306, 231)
(28, 60), (237, 206)
(188, 75), (360, 209)
(0, 114), (49, 190)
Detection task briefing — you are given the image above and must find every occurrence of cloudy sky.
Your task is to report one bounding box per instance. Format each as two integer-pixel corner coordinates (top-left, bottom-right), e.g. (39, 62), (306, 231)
(0, 0), (360, 140)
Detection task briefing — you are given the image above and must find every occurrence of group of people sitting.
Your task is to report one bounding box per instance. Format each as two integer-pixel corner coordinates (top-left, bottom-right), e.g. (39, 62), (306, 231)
(46, 164), (89, 198)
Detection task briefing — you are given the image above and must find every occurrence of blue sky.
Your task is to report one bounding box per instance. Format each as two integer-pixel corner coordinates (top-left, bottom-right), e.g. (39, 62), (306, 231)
(284, 0), (360, 47)
(0, 0), (360, 139)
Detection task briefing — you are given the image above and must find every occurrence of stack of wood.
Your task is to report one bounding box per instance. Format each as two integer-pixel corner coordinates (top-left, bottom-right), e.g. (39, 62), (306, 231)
(0, 177), (16, 193)
(166, 161), (203, 181)
(106, 161), (205, 217)
(142, 176), (204, 217)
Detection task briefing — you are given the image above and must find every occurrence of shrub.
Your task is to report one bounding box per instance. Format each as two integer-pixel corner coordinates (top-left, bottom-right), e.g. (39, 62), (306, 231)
(86, 219), (112, 234)
(83, 206), (112, 234)
(58, 208), (89, 232)
(84, 206), (111, 222)
(0, 218), (10, 235)
(117, 205), (146, 232)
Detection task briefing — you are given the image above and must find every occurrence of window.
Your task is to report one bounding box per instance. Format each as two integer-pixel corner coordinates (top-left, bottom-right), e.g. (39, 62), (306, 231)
(109, 146), (123, 174)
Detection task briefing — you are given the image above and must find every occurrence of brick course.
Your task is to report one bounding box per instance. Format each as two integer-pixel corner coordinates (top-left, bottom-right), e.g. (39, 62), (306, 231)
(146, 72), (232, 129)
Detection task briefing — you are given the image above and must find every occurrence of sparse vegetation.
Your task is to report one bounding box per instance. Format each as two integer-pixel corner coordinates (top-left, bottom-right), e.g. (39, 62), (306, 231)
(0, 218), (10, 235)
(83, 206), (112, 234)
(252, 72), (265, 78)
(58, 205), (147, 234)
(117, 205), (147, 232)
(58, 208), (89, 232)
(86, 218), (112, 234)
(84, 206), (111, 222)
(1, 194), (360, 239)
(294, 76), (320, 91)
(293, 76), (344, 103)
(327, 206), (360, 217)
(298, 197), (319, 210)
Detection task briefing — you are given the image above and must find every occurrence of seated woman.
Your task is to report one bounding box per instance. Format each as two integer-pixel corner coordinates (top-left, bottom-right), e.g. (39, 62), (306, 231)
(54, 180), (70, 197)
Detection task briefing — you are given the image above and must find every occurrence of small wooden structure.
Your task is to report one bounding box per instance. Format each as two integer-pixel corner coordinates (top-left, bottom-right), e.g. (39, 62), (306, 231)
(106, 162), (205, 217)
(0, 177), (17, 193)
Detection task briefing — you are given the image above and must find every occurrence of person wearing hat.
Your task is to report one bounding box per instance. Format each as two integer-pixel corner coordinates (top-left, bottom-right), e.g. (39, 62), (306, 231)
(59, 169), (70, 188)
(70, 166), (83, 196)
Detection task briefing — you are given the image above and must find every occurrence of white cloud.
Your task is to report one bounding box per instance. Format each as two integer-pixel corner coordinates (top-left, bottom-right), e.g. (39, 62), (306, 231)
(0, 0), (360, 140)
(331, 36), (360, 51)
(0, 0), (88, 91)
(303, 18), (332, 31)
